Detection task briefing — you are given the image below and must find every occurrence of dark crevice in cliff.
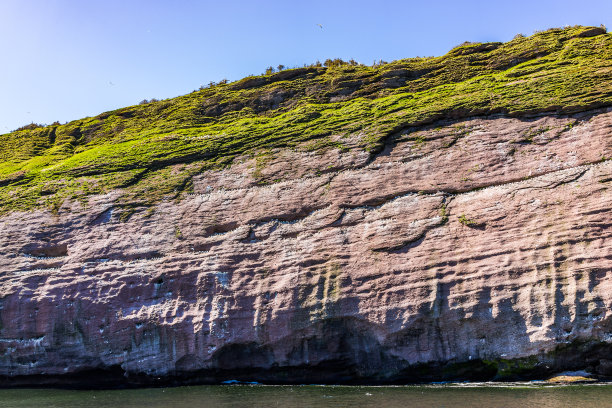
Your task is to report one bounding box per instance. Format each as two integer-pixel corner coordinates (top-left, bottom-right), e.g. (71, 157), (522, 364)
(509, 167), (590, 196)
(371, 208), (448, 253)
(23, 243), (68, 258)
(90, 207), (114, 225)
(81, 250), (165, 264)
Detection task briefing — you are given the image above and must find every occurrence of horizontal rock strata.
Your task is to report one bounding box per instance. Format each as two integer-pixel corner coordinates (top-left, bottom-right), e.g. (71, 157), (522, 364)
(0, 108), (610, 385)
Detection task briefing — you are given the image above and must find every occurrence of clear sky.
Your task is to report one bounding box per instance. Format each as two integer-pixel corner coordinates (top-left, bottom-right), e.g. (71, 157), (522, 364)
(1, 0), (610, 133)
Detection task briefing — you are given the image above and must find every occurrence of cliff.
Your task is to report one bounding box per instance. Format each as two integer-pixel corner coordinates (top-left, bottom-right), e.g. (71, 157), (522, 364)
(0, 26), (610, 386)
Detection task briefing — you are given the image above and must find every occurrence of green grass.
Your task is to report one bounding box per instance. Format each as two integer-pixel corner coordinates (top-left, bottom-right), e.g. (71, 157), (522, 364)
(1, 26), (612, 214)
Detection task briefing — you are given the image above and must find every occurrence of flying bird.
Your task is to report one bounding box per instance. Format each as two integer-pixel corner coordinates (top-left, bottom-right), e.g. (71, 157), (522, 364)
(109, 81), (115, 86)
(317, 24), (323, 30)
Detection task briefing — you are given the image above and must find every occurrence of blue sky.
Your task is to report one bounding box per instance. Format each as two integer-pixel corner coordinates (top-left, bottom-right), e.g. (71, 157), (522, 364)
(1, 0), (610, 133)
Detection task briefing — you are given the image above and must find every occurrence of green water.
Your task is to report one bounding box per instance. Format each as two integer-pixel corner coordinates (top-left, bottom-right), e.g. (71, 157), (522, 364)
(0, 384), (610, 408)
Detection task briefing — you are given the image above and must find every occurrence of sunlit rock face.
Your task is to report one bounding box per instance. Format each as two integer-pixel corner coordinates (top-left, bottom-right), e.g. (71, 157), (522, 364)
(0, 108), (610, 386)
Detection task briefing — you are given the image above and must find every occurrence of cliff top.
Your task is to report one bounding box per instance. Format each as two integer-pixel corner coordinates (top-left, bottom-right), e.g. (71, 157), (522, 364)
(1, 25), (611, 215)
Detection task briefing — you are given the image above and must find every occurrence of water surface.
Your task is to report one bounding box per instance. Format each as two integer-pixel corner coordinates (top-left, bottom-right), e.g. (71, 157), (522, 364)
(0, 384), (611, 408)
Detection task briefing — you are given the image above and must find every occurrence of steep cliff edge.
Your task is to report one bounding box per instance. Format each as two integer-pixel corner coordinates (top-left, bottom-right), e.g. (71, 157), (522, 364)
(0, 26), (611, 386)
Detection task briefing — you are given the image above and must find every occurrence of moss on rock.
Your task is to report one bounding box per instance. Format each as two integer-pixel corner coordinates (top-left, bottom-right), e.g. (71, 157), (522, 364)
(2, 26), (612, 214)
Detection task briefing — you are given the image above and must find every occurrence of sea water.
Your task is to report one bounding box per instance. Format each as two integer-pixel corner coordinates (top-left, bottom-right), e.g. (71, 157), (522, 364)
(0, 383), (610, 408)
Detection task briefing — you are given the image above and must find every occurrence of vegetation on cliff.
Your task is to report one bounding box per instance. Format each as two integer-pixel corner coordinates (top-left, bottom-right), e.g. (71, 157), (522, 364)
(1, 25), (611, 214)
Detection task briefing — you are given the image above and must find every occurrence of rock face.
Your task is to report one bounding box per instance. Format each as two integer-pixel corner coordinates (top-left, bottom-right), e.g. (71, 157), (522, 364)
(0, 107), (611, 386)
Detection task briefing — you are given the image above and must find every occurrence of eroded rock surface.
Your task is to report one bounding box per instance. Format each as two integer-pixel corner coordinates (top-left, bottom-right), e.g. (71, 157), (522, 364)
(0, 109), (610, 385)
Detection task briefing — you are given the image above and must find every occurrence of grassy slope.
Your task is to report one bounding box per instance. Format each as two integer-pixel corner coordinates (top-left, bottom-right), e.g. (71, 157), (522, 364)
(1, 26), (611, 215)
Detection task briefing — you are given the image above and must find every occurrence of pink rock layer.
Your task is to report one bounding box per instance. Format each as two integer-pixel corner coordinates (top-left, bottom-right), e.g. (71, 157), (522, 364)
(0, 109), (610, 385)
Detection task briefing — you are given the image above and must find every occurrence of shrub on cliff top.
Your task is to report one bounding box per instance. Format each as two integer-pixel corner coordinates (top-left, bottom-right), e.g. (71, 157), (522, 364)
(13, 123), (45, 132)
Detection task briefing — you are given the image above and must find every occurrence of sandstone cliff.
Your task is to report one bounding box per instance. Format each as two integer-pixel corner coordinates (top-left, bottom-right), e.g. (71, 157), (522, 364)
(0, 26), (610, 386)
